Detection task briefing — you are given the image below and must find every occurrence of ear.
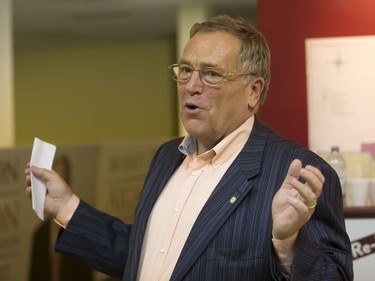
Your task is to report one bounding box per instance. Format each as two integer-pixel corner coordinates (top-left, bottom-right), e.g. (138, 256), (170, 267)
(247, 77), (265, 110)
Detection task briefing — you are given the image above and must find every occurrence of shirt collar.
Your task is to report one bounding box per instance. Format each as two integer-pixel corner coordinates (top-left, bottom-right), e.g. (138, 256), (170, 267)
(178, 135), (197, 156)
(178, 116), (254, 158)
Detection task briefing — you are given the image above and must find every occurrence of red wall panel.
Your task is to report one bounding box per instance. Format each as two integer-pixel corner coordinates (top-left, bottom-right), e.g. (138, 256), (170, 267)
(257, 0), (375, 147)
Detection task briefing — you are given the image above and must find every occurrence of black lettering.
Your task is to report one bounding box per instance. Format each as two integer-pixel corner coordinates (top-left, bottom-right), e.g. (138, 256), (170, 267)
(0, 201), (19, 232)
(0, 159), (19, 188)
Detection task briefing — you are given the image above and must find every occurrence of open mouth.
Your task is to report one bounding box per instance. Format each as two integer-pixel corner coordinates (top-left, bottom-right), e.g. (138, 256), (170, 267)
(186, 104), (198, 110)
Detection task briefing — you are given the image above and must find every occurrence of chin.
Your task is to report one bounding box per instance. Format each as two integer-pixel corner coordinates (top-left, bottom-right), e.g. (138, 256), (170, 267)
(183, 120), (200, 132)
(185, 127), (203, 139)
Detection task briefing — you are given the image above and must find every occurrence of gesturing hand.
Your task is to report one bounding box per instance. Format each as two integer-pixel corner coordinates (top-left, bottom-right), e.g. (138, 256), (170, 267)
(272, 159), (325, 240)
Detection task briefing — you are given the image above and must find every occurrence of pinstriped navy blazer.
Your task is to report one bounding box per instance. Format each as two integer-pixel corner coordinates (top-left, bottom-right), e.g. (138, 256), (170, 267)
(55, 118), (353, 280)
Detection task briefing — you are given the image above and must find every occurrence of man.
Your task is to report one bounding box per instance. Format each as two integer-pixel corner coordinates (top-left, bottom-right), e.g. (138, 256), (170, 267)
(25, 15), (353, 280)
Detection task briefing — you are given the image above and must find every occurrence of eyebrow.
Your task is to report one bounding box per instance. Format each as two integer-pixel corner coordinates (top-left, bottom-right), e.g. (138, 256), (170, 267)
(178, 59), (223, 71)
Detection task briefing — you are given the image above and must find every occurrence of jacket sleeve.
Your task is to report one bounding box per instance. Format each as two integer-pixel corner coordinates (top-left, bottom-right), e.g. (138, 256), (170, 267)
(55, 200), (131, 278)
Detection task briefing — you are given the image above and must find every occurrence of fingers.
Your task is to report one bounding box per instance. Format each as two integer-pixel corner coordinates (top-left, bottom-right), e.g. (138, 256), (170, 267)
(304, 165), (325, 189)
(25, 186), (32, 199)
(288, 162), (325, 211)
(25, 163), (32, 189)
(286, 159), (302, 181)
(289, 179), (317, 212)
(301, 165), (324, 198)
(286, 195), (313, 216)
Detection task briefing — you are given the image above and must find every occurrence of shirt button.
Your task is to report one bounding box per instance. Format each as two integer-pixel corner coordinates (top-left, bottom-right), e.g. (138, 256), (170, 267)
(214, 160), (219, 165)
(160, 248), (165, 253)
(192, 171), (197, 176)
(174, 208), (179, 213)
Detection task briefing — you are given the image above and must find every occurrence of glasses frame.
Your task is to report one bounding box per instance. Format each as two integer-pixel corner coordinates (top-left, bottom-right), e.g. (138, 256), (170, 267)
(168, 63), (257, 86)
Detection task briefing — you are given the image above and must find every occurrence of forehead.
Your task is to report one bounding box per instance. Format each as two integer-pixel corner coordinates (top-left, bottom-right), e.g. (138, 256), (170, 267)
(181, 31), (242, 69)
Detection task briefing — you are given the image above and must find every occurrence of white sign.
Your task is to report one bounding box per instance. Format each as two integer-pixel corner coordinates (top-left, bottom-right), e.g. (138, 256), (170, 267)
(305, 36), (375, 152)
(346, 218), (375, 281)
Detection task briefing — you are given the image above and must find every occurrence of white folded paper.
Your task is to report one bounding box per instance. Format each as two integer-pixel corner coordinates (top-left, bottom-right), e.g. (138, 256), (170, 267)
(30, 137), (56, 220)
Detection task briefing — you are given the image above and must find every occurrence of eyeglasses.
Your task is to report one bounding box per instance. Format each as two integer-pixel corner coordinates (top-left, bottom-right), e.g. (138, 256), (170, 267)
(168, 63), (257, 86)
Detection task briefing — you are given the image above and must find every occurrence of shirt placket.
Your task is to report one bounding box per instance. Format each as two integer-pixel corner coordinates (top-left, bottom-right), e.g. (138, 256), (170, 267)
(158, 155), (208, 275)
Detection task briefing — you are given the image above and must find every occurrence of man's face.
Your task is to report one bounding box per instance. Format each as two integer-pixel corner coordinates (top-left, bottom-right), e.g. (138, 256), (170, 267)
(178, 31), (260, 153)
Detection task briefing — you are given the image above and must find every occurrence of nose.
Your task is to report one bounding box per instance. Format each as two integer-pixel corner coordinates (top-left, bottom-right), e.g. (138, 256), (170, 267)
(184, 70), (204, 93)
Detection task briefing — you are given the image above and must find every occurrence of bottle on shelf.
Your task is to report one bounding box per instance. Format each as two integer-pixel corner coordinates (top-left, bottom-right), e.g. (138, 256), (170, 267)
(327, 146), (346, 204)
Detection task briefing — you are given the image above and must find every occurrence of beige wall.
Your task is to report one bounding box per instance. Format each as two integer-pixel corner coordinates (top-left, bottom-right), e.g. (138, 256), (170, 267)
(14, 39), (177, 145)
(0, 0), (14, 147)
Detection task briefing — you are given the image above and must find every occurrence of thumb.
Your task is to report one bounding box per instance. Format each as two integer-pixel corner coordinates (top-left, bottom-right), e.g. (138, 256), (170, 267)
(31, 166), (55, 182)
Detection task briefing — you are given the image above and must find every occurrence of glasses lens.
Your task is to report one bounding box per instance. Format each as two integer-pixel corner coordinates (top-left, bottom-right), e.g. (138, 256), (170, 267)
(169, 64), (225, 86)
(176, 65), (192, 82)
(201, 69), (223, 85)
(169, 65), (178, 81)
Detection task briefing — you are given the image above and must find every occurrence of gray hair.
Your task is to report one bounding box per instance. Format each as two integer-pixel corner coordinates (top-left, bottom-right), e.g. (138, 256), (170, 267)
(190, 15), (271, 106)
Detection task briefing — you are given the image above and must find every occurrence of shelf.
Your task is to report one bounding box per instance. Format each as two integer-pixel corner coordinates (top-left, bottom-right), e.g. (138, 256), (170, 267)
(344, 206), (375, 218)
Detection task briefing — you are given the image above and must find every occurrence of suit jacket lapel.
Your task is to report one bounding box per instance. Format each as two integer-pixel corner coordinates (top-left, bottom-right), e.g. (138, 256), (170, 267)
(170, 119), (268, 281)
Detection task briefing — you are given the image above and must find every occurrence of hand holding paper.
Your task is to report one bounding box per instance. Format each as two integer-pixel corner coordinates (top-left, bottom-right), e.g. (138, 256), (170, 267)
(30, 137), (56, 220)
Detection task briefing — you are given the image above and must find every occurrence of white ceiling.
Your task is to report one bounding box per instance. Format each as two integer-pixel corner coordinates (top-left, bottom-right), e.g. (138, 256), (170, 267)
(12, 0), (256, 49)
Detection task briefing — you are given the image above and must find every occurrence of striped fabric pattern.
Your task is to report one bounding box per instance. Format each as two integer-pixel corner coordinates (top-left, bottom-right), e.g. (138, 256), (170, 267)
(55, 118), (353, 281)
